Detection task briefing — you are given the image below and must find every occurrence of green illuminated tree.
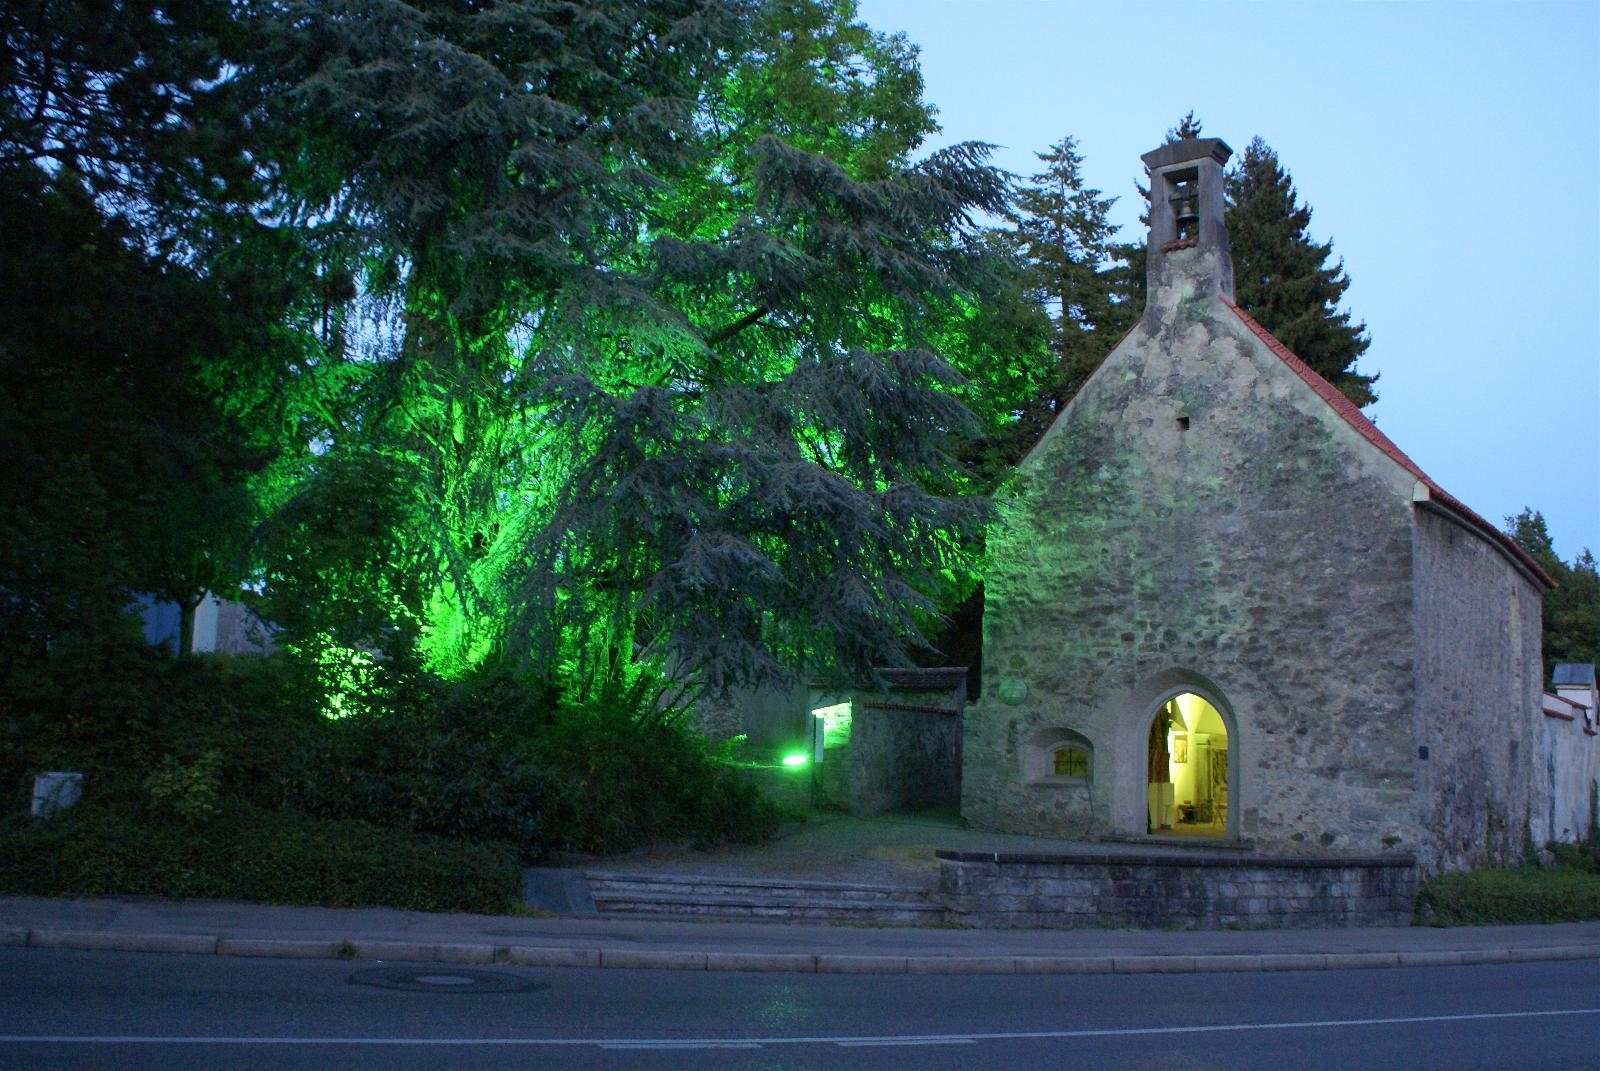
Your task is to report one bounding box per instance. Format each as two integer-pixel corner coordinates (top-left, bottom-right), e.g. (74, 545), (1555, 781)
(248, 0), (1021, 695)
(1, 0), (1041, 697)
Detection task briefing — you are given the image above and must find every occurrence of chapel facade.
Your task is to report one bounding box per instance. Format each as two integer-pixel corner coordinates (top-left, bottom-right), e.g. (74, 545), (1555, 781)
(962, 136), (1565, 873)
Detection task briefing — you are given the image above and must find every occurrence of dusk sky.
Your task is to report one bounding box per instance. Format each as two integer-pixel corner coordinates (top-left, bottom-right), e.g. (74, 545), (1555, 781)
(860, 0), (1598, 559)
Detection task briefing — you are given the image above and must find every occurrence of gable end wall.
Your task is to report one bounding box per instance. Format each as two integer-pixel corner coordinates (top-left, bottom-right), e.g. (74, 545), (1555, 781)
(967, 273), (1423, 855)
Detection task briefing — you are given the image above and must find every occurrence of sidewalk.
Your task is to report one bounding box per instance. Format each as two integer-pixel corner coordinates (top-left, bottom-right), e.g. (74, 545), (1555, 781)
(3, 896), (1597, 975)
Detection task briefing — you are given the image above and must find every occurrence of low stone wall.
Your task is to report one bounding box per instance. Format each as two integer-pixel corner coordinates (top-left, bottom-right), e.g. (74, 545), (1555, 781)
(938, 848), (1417, 929)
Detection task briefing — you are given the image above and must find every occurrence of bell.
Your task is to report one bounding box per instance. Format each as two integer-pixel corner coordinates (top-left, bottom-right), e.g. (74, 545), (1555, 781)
(1170, 180), (1199, 226)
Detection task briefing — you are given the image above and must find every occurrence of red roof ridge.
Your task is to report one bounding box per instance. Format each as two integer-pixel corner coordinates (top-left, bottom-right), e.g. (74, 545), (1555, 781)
(1220, 297), (1554, 589)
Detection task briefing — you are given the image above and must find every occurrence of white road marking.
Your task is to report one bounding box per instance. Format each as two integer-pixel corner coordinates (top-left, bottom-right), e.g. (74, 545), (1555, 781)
(601, 1041), (764, 1050)
(837, 1038), (976, 1047)
(0, 1007), (1595, 1048)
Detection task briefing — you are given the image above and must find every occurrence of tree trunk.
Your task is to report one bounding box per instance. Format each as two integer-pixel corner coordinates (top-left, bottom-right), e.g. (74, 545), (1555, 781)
(177, 592), (204, 656)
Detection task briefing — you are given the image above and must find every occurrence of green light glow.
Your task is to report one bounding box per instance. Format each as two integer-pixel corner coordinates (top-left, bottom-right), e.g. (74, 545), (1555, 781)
(811, 702), (852, 749)
(308, 639), (379, 720)
(781, 753), (809, 768)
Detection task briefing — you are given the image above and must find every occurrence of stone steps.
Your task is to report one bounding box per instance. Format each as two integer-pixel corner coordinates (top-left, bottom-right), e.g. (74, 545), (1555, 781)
(585, 871), (946, 923)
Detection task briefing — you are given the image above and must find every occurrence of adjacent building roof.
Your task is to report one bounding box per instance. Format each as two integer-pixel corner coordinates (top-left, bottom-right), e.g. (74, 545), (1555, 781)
(809, 666), (969, 693)
(1223, 298), (1554, 590)
(1553, 663), (1597, 688)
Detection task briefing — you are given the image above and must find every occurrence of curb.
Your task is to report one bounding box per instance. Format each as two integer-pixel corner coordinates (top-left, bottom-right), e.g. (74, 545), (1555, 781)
(13, 929), (1598, 974)
(27, 930), (218, 956)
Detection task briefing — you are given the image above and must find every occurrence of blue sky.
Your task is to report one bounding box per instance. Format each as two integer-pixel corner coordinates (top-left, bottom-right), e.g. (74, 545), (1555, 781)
(859, 0), (1599, 559)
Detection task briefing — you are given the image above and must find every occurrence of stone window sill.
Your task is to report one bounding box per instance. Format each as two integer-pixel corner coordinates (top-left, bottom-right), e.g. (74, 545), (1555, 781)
(1026, 776), (1090, 788)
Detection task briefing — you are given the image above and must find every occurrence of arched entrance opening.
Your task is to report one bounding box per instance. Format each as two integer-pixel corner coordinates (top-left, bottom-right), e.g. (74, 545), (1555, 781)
(1146, 693), (1229, 838)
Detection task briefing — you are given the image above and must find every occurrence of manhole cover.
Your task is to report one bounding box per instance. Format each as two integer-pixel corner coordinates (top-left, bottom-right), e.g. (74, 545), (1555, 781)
(347, 966), (548, 994)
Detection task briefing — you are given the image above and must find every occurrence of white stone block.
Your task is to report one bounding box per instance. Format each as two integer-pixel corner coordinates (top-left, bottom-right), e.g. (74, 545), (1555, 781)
(31, 772), (82, 818)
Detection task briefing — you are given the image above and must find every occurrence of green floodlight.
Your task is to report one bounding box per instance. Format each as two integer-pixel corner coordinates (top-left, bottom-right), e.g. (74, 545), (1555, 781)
(781, 752), (809, 769)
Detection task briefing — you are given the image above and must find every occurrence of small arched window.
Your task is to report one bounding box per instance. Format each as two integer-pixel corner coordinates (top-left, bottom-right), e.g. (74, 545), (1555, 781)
(1052, 745), (1090, 779)
(1024, 727), (1093, 785)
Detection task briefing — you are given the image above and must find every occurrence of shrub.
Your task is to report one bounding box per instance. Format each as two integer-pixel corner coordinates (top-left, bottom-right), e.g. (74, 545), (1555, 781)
(1416, 862), (1600, 925)
(144, 750), (225, 822)
(1546, 841), (1600, 874)
(281, 673), (571, 857)
(0, 804), (521, 913)
(5, 639), (781, 864)
(530, 703), (782, 855)
(0, 639), (322, 814)
(283, 670), (782, 859)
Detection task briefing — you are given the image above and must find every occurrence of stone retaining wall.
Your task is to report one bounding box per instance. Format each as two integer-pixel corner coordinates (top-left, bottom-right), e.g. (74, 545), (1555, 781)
(938, 848), (1417, 929)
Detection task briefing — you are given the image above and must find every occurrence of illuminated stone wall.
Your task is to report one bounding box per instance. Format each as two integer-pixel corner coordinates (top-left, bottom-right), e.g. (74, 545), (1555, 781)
(965, 243), (1426, 857)
(696, 680), (809, 747)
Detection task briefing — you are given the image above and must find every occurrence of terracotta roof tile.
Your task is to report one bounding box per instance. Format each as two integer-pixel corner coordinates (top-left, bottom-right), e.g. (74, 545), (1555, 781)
(1222, 298), (1553, 589)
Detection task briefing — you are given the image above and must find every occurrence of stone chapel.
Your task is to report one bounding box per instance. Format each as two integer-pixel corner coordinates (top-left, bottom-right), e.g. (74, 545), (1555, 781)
(962, 135), (1569, 873)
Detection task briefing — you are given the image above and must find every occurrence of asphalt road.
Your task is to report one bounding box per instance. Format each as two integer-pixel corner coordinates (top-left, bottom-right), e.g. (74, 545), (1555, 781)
(0, 948), (1595, 1069)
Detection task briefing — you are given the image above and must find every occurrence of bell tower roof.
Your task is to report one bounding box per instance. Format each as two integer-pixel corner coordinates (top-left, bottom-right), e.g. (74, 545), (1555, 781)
(1140, 137), (1233, 172)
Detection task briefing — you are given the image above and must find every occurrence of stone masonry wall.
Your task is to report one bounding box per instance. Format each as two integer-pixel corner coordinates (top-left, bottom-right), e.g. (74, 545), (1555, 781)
(1534, 707), (1597, 848)
(1412, 507), (1545, 871)
(938, 850), (1416, 929)
(847, 697), (961, 816)
(696, 680), (809, 746)
(965, 248), (1423, 855)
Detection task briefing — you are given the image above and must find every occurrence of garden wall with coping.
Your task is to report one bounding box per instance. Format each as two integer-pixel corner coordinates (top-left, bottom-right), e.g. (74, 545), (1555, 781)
(937, 848), (1417, 929)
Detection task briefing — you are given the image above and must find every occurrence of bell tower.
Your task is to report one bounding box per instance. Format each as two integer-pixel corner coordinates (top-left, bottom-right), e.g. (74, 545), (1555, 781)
(1141, 137), (1234, 300)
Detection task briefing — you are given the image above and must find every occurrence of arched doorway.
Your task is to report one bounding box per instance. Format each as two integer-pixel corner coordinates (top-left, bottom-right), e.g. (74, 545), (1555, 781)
(1146, 693), (1229, 838)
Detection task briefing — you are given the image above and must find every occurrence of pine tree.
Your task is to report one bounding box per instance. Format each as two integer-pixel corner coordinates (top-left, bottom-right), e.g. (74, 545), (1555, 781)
(1002, 135), (1132, 461)
(1507, 509), (1600, 679)
(1168, 110), (1205, 141)
(1226, 137), (1376, 406)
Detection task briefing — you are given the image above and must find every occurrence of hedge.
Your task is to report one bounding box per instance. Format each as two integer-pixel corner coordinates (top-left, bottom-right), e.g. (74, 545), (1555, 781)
(1415, 863), (1600, 926)
(0, 805), (522, 914)
(4, 643), (784, 863)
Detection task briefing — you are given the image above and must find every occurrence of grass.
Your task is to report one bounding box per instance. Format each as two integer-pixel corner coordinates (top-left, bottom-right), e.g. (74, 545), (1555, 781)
(1415, 849), (1600, 926)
